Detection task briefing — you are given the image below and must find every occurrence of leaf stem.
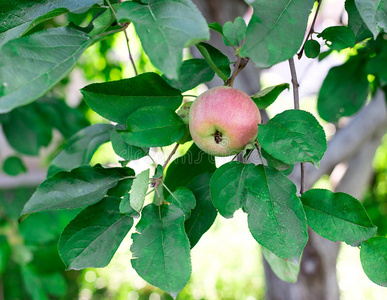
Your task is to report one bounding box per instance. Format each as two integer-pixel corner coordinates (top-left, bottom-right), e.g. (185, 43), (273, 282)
(297, 0), (323, 59)
(288, 57), (306, 194)
(163, 144), (179, 170)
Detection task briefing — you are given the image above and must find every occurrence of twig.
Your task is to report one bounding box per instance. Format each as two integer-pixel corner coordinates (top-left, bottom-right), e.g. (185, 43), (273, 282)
(226, 56), (249, 87)
(96, 25), (128, 38)
(297, 0), (323, 59)
(163, 144), (179, 170)
(288, 57), (306, 194)
(106, 0), (138, 75)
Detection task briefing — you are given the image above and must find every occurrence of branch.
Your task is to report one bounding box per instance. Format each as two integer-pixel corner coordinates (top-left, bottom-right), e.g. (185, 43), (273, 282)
(226, 56), (249, 87)
(288, 57), (306, 194)
(297, 0), (323, 59)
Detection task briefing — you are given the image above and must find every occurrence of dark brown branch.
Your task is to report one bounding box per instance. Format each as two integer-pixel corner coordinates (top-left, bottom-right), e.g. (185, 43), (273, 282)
(297, 0), (323, 59)
(288, 57), (306, 194)
(226, 56), (249, 87)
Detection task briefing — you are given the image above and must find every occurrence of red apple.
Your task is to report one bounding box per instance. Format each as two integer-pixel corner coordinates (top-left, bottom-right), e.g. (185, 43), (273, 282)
(189, 86), (261, 156)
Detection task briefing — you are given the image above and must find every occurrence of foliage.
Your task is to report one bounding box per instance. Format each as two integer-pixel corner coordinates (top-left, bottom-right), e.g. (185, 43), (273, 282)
(0, 0), (387, 298)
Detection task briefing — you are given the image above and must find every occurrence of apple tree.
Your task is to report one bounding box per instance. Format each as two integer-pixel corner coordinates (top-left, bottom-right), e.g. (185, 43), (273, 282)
(0, 0), (387, 299)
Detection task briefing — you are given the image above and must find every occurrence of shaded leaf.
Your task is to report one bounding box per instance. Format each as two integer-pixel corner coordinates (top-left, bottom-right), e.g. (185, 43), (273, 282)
(196, 42), (231, 81)
(360, 237), (387, 287)
(2, 156), (27, 176)
(117, 0), (209, 79)
(355, 0), (387, 39)
(81, 73), (182, 124)
(119, 106), (185, 147)
(185, 172), (217, 248)
(223, 17), (246, 46)
(21, 165), (134, 216)
(166, 187), (196, 219)
(58, 197), (133, 270)
(162, 59), (214, 92)
(258, 110), (327, 167)
(345, 0), (373, 42)
(261, 148), (292, 173)
(131, 203), (191, 297)
(210, 161), (255, 218)
(304, 39), (320, 59)
(245, 165), (308, 262)
(317, 26), (356, 51)
(111, 129), (148, 161)
(48, 124), (113, 176)
(251, 83), (289, 109)
(241, 0), (315, 68)
(0, 236), (11, 275)
(301, 189), (377, 246)
(0, 27), (92, 113)
(317, 56), (369, 122)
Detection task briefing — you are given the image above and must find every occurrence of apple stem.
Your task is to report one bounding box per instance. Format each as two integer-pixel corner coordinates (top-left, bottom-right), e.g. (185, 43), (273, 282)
(288, 57), (306, 194)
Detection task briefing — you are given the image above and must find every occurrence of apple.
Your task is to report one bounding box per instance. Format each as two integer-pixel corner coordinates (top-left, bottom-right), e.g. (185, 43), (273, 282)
(189, 86), (261, 156)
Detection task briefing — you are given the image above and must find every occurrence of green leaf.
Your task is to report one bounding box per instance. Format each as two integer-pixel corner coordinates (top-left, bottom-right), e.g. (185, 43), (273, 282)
(196, 42), (231, 82)
(0, 236), (11, 275)
(162, 59), (215, 92)
(301, 189), (377, 246)
(345, 0), (373, 42)
(129, 169), (150, 213)
(48, 124), (114, 176)
(0, 0), (102, 46)
(111, 129), (149, 161)
(261, 246), (300, 283)
(241, 0), (315, 68)
(251, 83), (289, 109)
(223, 17), (247, 46)
(89, 5), (118, 37)
(208, 22), (223, 34)
(166, 187), (196, 219)
(317, 26), (356, 51)
(245, 165), (308, 262)
(58, 197), (133, 270)
(2, 156), (27, 176)
(355, 0), (387, 39)
(0, 27), (93, 113)
(360, 237), (387, 287)
(164, 143), (217, 195)
(304, 39), (320, 59)
(210, 161), (255, 218)
(21, 265), (49, 300)
(119, 106), (185, 147)
(366, 40), (387, 85)
(21, 165), (135, 216)
(258, 110), (327, 167)
(81, 73), (183, 124)
(117, 0), (209, 79)
(317, 56), (369, 123)
(131, 203), (191, 297)
(185, 172), (217, 248)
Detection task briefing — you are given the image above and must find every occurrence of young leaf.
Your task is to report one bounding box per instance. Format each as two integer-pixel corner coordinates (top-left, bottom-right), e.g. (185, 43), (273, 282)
(301, 189), (377, 246)
(210, 161), (255, 218)
(240, 0), (315, 68)
(208, 22), (223, 34)
(164, 143), (217, 194)
(81, 73), (183, 125)
(58, 197), (133, 270)
(110, 129), (149, 162)
(185, 172), (217, 248)
(345, 0), (373, 42)
(251, 83), (289, 109)
(2, 156), (27, 176)
(317, 56), (369, 123)
(360, 237), (387, 287)
(166, 187), (196, 219)
(0, 0), (102, 46)
(131, 203), (191, 297)
(222, 17), (247, 46)
(355, 0), (387, 39)
(119, 106), (185, 147)
(21, 165), (135, 216)
(261, 246), (300, 283)
(162, 59), (215, 92)
(0, 27), (93, 113)
(245, 165), (308, 262)
(304, 40), (321, 59)
(196, 42), (231, 82)
(317, 26), (356, 51)
(117, 0), (209, 79)
(129, 169), (150, 213)
(48, 124), (114, 177)
(258, 110), (327, 167)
